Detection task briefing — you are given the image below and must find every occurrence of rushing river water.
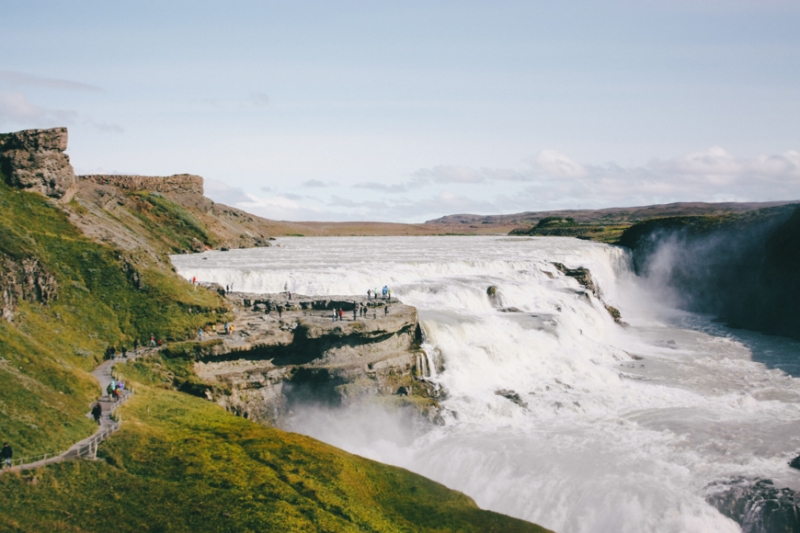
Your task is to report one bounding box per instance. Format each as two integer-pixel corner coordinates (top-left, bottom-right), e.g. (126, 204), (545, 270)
(172, 236), (800, 533)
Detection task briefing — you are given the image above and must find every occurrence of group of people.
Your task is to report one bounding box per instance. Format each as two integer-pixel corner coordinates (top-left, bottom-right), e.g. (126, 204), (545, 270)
(367, 286), (393, 301)
(106, 379), (127, 403)
(330, 301), (390, 322)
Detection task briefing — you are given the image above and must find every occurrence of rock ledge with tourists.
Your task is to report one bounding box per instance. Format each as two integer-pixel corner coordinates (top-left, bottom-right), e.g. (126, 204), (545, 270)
(187, 290), (441, 425)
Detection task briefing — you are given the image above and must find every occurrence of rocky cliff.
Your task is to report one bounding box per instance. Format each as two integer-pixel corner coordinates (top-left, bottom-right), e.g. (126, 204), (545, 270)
(0, 127), (77, 200)
(618, 204), (800, 341)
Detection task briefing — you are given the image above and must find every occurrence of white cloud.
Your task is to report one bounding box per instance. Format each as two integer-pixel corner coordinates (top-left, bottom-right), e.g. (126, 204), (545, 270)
(204, 179), (252, 205)
(413, 165), (486, 183)
(0, 70), (102, 92)
(532, 149), (588, 178)
(0, 91), (78, 126)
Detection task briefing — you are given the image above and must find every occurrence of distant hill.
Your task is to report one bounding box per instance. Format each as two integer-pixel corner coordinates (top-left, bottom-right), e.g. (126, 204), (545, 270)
(422, 201), (800, 242)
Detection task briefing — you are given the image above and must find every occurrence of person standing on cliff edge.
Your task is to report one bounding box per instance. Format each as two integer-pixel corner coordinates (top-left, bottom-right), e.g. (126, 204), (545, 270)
(2, 443), (12, 468)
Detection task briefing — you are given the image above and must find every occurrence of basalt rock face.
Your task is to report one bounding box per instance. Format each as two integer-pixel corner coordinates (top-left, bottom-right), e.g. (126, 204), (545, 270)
(191, 293), (439, 425)
(0, 255), (58, 322)
(0, 127), (77, 200)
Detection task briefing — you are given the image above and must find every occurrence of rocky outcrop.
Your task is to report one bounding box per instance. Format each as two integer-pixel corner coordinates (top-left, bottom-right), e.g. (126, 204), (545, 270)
(79, 174), (204, 195)
(706, 477), (800, 533)
(551, 262), (624, 324)
(0, 255), (58, 322)
(0, 127), (77, 200)
(187, 293), (437, 425)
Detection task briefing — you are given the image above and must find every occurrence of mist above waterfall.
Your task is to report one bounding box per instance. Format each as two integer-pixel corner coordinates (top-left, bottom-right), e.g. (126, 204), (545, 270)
(173, 236), (800, 533)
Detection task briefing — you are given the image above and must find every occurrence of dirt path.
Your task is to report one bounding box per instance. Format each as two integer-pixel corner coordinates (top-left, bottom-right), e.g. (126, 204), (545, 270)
(2, 348), (152, 474)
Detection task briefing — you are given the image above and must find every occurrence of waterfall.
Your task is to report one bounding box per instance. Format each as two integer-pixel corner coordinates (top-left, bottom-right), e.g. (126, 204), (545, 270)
(172, 236), (800, 533)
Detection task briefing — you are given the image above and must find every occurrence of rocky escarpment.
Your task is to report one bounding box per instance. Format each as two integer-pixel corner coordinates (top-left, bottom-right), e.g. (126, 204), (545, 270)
(618, 204), (800, 341)
(80, 174), (204, 195)
(0, 255), (57, 322)
(0, 127), (77, 200)
(185, 292), (439, 425)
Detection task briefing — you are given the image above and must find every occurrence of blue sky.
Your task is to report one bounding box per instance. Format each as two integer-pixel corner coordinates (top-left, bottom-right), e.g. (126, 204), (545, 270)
(2, 0), (799, 221)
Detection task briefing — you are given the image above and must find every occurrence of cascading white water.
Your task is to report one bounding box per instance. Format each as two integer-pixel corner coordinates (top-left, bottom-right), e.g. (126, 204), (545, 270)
(172, 236), (800, 533)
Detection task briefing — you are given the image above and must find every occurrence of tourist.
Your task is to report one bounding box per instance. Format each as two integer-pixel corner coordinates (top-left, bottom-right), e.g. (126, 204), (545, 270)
(353, 305), (357, 321)
(332, 308), (337, 322)
(1, 443), (12, 468)
(198, 328), (203, 341)
(133, 338), (139, 352)
(121, 346), (127, 359)
(288, 291), (292, 300)
(388, 288), (392, 301)
(150, 333), (156, 347)
(106, 383), (115, 398)
(339, 308), (344, 321)
(224, 322), (229, 334)
(382, 285), (388, 299)
(277, 305), (283, 319)
(374, 288), (378, 300)
(367, 289), (372, 299)
(229, 324), (234, 335)
(91, 402), (103, 424)
(385, 305), (389, 316)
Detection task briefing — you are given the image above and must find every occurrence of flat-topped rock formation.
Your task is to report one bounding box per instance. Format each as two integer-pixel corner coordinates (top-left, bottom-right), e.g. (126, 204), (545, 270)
(0, 127), (77, 200)
(189, 292), (437, 424)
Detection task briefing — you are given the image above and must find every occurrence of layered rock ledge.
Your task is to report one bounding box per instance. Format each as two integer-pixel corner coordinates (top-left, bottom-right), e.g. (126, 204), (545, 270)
(188, 292), (438, 424)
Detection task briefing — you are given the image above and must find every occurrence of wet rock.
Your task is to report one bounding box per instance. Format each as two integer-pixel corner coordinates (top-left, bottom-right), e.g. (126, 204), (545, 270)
(487, 286), (498, 297)
(396, 386), (410, 396)
(790, 455), (800, 470)
(552, 262), (598, 296)
(499, 307), (523, 313)
(706, 477), (800, 533)
(495, 389), (528, 408)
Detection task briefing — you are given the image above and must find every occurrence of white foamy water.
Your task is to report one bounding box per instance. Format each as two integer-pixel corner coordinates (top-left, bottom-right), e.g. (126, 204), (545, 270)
(172, 236), (800, 533)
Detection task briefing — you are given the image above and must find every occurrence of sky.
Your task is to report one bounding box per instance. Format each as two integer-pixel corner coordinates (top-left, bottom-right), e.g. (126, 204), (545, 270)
(1, 0), (799, 222)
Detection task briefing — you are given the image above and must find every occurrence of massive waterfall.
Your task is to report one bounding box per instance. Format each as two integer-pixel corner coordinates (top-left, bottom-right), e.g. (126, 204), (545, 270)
(172, 236), (800, 533)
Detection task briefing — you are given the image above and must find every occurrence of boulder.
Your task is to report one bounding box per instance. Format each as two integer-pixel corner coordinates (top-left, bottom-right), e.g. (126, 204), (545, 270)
(790, 455), (800, 470)
(495, 389), (528, 408)
(0, 127), (77, 200)
(487, 286), (498, 297)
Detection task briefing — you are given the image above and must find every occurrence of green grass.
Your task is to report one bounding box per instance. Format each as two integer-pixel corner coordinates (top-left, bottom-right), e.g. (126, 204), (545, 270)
(0, 180), (229, 456)
(0, 381), (549, 533)
(129, 191), (216, 252)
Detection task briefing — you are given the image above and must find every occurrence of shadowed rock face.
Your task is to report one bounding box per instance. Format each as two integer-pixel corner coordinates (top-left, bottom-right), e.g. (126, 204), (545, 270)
(618, 205), (800, 341)
(0, 256), (58, 322)
(0, 127), (77, 200)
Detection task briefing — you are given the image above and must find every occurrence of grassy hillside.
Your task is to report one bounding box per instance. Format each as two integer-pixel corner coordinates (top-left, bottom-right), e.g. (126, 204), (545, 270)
(0, 373), (548, 533)
(0, 177), (549, 531)
(0, 179), (228, 456)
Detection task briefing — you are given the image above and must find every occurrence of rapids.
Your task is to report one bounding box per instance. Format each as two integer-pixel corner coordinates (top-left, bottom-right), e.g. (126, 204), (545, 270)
(172, 236), (800, 533)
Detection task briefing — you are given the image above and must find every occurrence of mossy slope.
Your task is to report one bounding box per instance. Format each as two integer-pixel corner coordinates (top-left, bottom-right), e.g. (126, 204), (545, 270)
(0, 180), (228, 456)
(0, 379), (549, 532)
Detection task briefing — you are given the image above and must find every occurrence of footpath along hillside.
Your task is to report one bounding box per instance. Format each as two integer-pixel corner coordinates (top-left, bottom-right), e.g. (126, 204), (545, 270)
(2, 350), (147, 473)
